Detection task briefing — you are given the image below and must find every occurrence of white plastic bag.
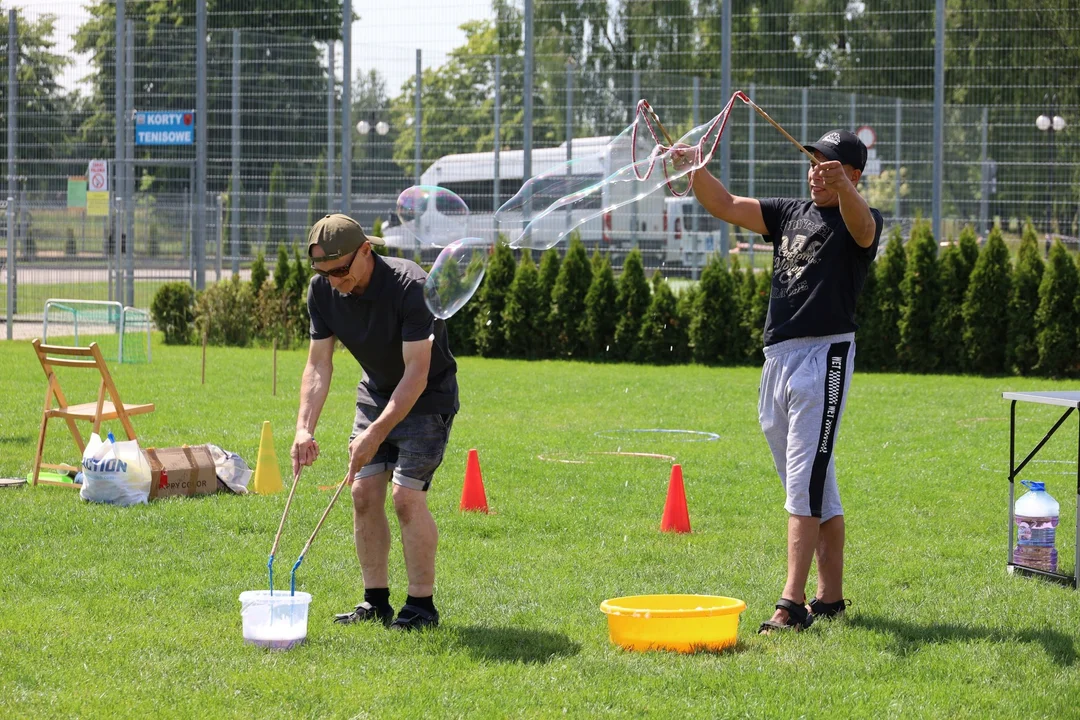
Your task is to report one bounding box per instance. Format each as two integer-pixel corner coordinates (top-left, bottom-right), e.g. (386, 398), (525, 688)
(79, 432), (152, 506)
(207, 444), (251, 494)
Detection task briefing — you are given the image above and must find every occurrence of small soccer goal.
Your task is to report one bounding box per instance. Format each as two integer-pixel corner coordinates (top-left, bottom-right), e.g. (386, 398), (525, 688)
(42, 299), (152, 364)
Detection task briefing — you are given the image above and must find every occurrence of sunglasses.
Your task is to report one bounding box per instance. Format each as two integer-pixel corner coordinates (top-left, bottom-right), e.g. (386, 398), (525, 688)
(311, 251), (357, 278)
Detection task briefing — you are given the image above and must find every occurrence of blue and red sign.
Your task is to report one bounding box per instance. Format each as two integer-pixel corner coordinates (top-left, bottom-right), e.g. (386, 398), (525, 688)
(135, 110), (194, 145)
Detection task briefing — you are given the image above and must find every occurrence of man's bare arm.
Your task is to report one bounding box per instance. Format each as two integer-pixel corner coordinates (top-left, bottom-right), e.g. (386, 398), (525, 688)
(292, 337), (334, 474)
(836, 182), (877, 248)
(691, 166), (769, 236)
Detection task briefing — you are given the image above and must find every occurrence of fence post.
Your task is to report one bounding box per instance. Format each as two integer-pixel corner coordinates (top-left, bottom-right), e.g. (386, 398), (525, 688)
(631, 70), (639, 247)
(7, 9), (16, 324)
(692, 76), (701, 280)
(932, 0), (944, 243)
(216, 194), (224, 282)
(414, 49), (422, 184)
(493, 55), (501, 230)
(895, 98), (902, 222)
(748, 83), (756, 270)
(114, 0), (125, 303)
(195, 0), (207, 289)
(850, 92), (856, 130)
(125, 18), (135, 307)
(341, 0), (351, 214)
(719, 0), (732, 261)
(801, 87), (808, 199)
(979, 106), (989, 236)
(565, 60), (573, 232)
(523, 0), (533, 193)
(5, 198), (12, 339)
(232, 29), (241, 276)
(326, 41), (335, 212)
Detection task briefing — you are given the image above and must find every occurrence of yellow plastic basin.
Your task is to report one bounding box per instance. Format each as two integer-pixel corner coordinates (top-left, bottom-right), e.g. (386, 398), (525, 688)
(600, 594), (746, 653)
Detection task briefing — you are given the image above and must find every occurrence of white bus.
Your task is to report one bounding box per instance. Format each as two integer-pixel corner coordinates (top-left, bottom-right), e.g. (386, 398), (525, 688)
(383, 136), (680, 259)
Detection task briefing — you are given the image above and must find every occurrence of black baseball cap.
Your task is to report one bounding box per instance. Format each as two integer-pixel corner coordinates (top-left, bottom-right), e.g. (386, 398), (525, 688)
(804, 130), (868, 171)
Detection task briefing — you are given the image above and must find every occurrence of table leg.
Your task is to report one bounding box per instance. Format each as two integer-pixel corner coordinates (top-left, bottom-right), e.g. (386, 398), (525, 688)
(1009, 400), (1016, 568)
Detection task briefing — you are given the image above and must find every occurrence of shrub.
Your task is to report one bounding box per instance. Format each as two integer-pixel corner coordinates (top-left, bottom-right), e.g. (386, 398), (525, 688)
(548, 234), (593, 358)
(1034, 241), (1079, 378)
(502, 250), (544, 358)
(897, 218), (940, 372)
(747, 265), (771, 361)
(150, 281), (196, 345)
(274, 243), (291, 292)
(474, 242), (516, 357)
(933, 225), (979, 374)
(875, 225), (907, 371)
(690, 253), (741, 365)
(962, 225), (1011, 374)
(584, 251), (618, 358)
(613, 248), (650, 360)
(537, 248), (561, 356)
(194, 275), (256, 347)
(250, 250), (268, 293)
(444, 255), (483, 356)
(639, 272), (688, 364)
(1006, 221), (1044, 375)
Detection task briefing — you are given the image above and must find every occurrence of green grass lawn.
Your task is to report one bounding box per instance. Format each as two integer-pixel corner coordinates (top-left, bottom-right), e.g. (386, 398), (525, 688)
(2, 339), (1080, 717)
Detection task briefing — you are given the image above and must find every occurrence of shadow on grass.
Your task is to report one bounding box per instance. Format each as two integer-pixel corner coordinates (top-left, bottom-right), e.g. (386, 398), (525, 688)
(849, 614), (1076, 666)
(0, 435), (32, 445)
(450, 625), (581, 664)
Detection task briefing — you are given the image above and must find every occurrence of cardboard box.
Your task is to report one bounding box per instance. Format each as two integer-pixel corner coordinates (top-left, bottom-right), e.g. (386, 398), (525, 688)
(146, 445), (219, 500)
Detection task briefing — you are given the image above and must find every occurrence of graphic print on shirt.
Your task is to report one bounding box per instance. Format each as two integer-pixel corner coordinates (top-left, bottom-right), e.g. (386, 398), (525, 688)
(773, 217), (832, 300)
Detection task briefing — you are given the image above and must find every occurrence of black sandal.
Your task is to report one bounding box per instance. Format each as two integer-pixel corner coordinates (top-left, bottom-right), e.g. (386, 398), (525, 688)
(808, 597), (850, 619)
(334, 601), (394, 627)
(389, 604), (440, 632)
(758, 598), (813, 634)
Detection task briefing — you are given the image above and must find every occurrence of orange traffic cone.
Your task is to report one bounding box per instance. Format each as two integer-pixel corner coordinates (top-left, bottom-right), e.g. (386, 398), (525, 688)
(660, 464), (691, 533)
(460, 448), (488, 513)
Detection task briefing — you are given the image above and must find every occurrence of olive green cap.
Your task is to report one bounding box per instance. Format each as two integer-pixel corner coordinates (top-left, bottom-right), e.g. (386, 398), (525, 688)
(307, 213), (384, 263)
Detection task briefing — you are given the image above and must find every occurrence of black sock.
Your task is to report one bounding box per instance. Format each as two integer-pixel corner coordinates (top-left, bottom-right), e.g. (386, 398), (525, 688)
(405, 594), (436, 614)
(364, 588), (392, 612)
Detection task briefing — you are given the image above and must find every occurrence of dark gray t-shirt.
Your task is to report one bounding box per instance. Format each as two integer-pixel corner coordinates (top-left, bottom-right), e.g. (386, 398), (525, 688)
(758, 198), (883, 346)
(308, 254), (459, 414)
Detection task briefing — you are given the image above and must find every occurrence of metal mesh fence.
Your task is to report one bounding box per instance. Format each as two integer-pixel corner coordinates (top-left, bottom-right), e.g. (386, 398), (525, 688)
(2, 0), (1078, 334)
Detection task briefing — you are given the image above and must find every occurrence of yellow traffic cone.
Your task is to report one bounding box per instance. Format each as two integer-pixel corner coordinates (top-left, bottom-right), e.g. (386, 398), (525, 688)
(252, 421), (283, 495)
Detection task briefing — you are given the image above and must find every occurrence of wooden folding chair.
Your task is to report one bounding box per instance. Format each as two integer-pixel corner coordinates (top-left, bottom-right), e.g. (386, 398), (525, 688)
(31, 339), (155, 488)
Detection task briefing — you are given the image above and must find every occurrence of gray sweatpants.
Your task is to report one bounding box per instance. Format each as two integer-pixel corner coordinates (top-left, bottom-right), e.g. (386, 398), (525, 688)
(758, 333), (856, 521)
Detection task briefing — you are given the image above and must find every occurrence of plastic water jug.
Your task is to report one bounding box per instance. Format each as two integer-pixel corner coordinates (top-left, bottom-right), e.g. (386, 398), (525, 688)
(1013, 480), (1059, 573)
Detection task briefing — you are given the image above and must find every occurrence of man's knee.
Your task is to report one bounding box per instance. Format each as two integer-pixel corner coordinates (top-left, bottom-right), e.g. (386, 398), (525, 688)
(351, 475), (387, 514)
(391, 484), (429, 524)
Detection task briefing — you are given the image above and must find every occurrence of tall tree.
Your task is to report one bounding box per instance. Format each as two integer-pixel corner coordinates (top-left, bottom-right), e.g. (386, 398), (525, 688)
(613, 248), (650, 360)
(584, 251), (619, 358)
(502, 250), (544, 358)
(962, 225), (1012, 375)
(548, 234), (593, 357)
(1034, 241), (1079, 378)
(474, 241), (517, 357)
(0, 7), (74, 191)
(1006, 222), (1045, 375)
(897, 219), (940, 372)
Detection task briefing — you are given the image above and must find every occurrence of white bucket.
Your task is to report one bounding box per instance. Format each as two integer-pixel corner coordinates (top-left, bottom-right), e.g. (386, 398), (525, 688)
(239, 590), (313, 649)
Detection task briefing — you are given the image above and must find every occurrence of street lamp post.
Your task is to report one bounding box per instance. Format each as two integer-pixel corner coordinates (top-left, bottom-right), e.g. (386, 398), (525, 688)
(1036, 93), (1067, 238)
(357, 114), (390, 194)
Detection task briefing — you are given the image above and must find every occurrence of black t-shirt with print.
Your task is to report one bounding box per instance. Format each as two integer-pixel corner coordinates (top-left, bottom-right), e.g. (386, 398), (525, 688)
(758, 198), (883, 347)
(308, 253), (459, 414)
